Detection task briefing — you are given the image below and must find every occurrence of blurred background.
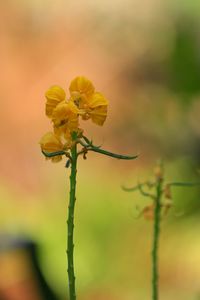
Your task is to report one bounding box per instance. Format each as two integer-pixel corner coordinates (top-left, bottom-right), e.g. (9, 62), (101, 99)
(0, 0), (200, 299)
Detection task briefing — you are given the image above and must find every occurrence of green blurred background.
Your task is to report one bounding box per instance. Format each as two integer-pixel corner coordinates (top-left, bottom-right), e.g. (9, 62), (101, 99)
(0, 0), (200, 299)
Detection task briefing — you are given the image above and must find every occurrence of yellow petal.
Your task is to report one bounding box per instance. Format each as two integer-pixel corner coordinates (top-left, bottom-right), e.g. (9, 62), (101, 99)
(68, 101), (80, 114)
(88, 92), (108, 108)
(90, 105), (108, 126)
(39, 132), (64, 153)
(54, 126), (71, 139)
(54, 118), (79, 136)
(51, 156), (63, 163)
(52, 102), (70, 124)
(45, 86), (66, 118)
(69, 76), (95, 99)
(77, 93), (108, 125)
(52, 101), (79, 129)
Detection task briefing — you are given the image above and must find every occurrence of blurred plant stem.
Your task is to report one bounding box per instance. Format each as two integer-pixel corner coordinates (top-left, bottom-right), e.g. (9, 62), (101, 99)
(122, 162), (200, 300)
(152, 176), (163, 300)
(67, 132), (78, 300)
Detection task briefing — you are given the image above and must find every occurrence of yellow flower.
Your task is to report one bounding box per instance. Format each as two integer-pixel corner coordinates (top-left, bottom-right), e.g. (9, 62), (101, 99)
(39, 132), (70, 162)
(40, 76), (109, 162)
(45, 86), (66, 118)
(52, 101), (79, 135)
(69, 77), (108, 126)
(69, 76), (95, 107)
(86, 92), (108, 126)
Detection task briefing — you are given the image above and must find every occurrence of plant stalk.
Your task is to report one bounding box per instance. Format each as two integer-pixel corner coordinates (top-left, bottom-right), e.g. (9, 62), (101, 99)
(67, 134), (78, 300)
(87, 146), (138, 160)
(152, 178), (163, 300)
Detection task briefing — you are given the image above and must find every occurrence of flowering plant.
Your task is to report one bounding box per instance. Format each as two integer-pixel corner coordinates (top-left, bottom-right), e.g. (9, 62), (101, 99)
(123, 162), (200, 300)
(40, 76), (137, 300)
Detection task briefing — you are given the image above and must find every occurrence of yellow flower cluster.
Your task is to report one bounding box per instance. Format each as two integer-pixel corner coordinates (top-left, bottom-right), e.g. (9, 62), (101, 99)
(40, 76), (108, 162)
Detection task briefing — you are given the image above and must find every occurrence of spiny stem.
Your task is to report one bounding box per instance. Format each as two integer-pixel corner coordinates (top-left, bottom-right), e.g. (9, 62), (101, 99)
(67, 133), (78, 300)
(152, 178), (163, 300)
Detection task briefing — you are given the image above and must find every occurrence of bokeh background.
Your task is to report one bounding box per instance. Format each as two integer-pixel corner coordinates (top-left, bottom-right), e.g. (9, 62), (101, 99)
(1, 0), (200, 299)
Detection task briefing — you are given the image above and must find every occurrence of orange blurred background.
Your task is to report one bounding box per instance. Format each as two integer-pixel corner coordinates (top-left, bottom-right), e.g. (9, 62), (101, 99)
(1, 0), (200, 299)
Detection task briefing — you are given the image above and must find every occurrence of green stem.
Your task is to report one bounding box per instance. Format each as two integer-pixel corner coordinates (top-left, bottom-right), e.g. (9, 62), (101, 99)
(79, 139), (138, 160)
(67, 134), (78, 300)
(152, 178), (163, 300)
(168, 182), (200, 187)
(43, 138), (138, 161)
(42, 150), (67, 157)
(87, 147), (138, 160)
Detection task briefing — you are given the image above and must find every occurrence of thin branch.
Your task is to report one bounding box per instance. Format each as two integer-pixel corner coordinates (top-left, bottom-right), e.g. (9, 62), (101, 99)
(42, 150), (67, 157)
(121, 185), (140, 192)
(79, 139), (138, 160)
(122, 181), (156, 192)
(138, 184), (155, 200)
(167, 182), (200, 187)
(86, 147), (138, 160)
(77, 149), (86, 156)
(81, 136), (102, 149)
(78, 140), (88, 148)
(82, 135), (92, 145)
